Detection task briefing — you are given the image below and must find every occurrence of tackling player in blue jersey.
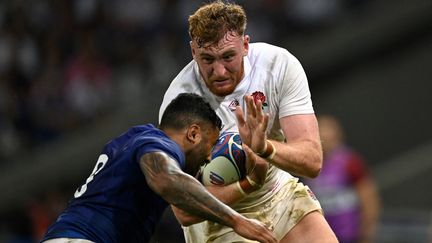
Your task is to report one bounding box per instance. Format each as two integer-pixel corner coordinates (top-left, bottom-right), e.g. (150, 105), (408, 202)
(41, 93), (277, 243)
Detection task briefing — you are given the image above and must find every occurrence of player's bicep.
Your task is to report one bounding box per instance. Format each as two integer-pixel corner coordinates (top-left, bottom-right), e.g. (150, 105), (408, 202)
(280, 114), (320, 143)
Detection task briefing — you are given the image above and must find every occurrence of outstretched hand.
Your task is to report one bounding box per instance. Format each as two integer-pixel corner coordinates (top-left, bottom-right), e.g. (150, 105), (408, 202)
(233, 215), (278, 243)
(235, 95), (269, 154)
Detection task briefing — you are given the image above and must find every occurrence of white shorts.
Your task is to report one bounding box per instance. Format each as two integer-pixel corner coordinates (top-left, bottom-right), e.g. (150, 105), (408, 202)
(42, 238), (94, 243)
(184, 178), (323, 242)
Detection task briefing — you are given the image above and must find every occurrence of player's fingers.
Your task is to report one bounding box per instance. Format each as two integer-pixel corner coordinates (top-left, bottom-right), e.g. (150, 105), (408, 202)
(262, 114), (269, 132)
(235, 105), (246, 127)
(260, 232), (278, 243)
(255, 99), (263, 121)
(250, 219), (277, 243)
(245, 95), (257, 118)
(261, 233), (277, 243)
(264, 234), (278, 243)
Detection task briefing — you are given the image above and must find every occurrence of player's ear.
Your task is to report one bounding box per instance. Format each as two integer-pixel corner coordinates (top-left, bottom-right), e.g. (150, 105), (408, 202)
(190, 41), (197, 58)
(186, 124), (202, 144)
(243, 35), (250, 56)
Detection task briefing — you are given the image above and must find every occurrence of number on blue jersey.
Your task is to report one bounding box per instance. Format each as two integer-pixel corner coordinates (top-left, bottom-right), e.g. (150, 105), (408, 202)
(74, 154), (109, 198)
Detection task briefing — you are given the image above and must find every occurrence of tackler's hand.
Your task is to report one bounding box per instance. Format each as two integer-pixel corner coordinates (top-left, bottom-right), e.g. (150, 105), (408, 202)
(233, 215), (277, 243)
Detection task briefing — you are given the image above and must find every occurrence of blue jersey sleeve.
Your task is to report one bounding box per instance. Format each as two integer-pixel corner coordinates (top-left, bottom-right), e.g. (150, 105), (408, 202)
(133, 133), (185, 170)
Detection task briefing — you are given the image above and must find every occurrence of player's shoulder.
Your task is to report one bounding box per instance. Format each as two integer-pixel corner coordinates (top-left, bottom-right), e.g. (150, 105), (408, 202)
(173, 60), (198, 81)
(127, 125), (184, 162)
(249, 42), (299, 65)
(129, 124), (169, 144)
(109, 124), (159, 147)
(249, 42), (293, 57)
(101, 124), (162, 159)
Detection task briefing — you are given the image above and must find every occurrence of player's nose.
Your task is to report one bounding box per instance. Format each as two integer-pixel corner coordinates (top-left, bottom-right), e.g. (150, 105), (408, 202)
(212, 61), (227, 76)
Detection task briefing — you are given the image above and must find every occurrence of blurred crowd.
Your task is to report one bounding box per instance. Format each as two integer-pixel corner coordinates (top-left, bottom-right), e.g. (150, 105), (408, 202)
(0, 0), (367, 162)
(0, 0), (369, 242)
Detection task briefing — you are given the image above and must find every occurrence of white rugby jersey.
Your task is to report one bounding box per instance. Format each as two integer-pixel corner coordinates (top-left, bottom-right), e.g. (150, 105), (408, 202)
(159, 42), (314, 241)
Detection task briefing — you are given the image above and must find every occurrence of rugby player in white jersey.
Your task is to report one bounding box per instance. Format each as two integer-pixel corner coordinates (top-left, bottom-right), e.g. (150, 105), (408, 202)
(158, 1), (338, 242)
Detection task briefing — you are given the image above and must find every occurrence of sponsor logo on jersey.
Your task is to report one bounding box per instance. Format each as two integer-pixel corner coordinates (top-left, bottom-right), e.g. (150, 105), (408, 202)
(228, 99), (239, 111)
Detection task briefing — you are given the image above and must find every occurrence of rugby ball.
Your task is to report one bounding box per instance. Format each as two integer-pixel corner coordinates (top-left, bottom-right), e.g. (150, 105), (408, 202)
(201, 132), (246, 186)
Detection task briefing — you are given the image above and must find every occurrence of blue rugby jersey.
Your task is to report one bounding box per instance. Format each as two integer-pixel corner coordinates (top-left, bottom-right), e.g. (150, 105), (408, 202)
(42, 124), (184, 243)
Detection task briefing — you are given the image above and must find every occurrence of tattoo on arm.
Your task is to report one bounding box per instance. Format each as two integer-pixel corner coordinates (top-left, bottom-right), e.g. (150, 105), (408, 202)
(140, 152), (237, 226)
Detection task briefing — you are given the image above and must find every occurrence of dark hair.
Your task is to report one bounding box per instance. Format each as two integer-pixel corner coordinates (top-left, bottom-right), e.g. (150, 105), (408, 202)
(160, 93), (222, 131)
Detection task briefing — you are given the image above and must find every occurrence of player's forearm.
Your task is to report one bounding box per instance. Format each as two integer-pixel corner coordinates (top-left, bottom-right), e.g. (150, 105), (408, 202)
(170, 182), (246, 226)
(172, 205), (205, 226)
(161, 172), (240, 227)
(265, 139), (322, 178)
(172, 174), (260, 225)
(140, 152), (240, 228)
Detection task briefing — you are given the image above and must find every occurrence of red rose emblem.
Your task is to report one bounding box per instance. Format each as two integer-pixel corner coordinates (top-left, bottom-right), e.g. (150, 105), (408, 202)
(251, 91), (266, 105)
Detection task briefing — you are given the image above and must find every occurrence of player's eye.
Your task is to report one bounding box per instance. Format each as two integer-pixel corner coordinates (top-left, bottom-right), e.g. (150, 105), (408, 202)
(201, 57), (214, 64)
(223, 54), (234, 61)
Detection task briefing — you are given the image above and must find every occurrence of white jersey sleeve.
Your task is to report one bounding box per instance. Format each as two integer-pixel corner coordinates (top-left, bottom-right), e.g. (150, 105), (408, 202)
(276, 48), (313, 118)
(249, 42), (313, 118)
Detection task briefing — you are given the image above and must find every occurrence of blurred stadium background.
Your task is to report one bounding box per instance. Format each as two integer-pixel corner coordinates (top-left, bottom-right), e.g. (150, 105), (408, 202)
(0, 0), (431, 242)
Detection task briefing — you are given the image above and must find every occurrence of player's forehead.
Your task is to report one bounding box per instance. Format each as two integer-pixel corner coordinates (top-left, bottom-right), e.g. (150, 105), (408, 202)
(194, 31), (243, 55)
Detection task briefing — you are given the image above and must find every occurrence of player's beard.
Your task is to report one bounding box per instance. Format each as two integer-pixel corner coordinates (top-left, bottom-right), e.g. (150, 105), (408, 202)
(202, 63), (244, 97)
(207, 78), (237, 97)
(184, 142), (208, 176)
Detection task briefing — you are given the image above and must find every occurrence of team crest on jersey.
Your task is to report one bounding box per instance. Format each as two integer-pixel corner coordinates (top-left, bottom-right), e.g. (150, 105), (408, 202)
(228, 99), (239, 111)
(251, 91), (268, 109)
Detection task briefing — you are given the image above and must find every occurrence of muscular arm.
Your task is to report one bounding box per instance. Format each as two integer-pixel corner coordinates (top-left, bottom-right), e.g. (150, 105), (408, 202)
(172, 146), (268, 226)
(139, 152), (240, 227)
(236, 96), (322, 178)
(171, 182), (246, 226)
(271, 114), (322, 178)
(141, 151), (277, 243)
